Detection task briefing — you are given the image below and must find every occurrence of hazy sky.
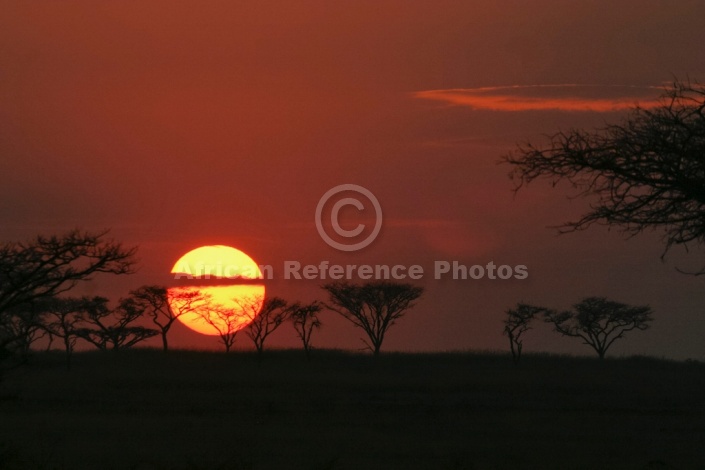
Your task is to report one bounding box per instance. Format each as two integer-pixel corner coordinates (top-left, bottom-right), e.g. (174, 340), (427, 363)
(2, 1), (705, 358)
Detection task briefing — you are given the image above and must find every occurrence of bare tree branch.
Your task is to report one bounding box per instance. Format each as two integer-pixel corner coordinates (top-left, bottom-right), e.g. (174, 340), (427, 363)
(191, 293), (244, 353)
(503, 79), (705, 272)
(0, 230), (138, 314)
(289, 302), (322, 359)
(127, 285), (204, 351)
(240, 296), (289, 355)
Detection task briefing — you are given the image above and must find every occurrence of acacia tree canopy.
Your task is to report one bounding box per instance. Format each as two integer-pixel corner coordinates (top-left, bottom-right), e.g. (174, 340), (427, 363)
(544, 297), (653, 359)
(0, 230), (137, 314)
(75, 296), (158, 351)
(126, 285), (203, 352)
(324, 281), (424, 356)
(503, 303), (552, 364)
(503, 80), (705, 270)
(0, 230), (137, 359)
(241, 296), (289, 354)
(289, 302), (322, 358)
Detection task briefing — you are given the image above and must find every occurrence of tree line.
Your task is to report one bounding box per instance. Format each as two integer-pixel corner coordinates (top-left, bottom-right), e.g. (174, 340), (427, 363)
(503, 298), (653, 364)
(3, 80), (702, 369)
(0, 230), (424, 371)
(0, 228), (678, 370)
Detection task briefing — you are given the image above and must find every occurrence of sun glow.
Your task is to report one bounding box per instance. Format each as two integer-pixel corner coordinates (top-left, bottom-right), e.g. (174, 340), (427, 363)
(171, 244), (265, 279)
(168, 246), (265, 336)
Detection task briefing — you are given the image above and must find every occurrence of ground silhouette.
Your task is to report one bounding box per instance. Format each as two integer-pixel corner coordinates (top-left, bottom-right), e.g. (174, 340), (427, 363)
(0, 349), (703, 469)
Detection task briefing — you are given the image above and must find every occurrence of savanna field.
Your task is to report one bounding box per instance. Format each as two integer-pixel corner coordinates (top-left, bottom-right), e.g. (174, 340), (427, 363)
(1, 350), (704, 470)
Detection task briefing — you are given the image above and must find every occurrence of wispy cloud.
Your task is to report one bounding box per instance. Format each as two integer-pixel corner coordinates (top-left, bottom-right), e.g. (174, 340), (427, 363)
(413, 84), (664, 112)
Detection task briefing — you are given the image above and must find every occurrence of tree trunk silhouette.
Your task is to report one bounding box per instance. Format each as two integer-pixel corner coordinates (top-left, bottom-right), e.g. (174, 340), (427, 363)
(161, 331), (169, 352)
(63, 335), (72, 370)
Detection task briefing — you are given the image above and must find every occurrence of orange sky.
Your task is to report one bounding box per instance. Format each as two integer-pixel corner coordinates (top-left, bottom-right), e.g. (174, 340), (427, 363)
(2, 0), (705, 359)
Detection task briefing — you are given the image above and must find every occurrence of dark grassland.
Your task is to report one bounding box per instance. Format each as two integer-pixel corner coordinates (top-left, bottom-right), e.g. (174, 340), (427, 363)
(1, 350), (704, 470)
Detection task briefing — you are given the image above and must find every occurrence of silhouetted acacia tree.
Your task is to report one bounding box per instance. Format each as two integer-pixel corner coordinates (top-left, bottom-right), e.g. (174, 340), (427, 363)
(75, 296), (158, 351)
(0, 230), (136, 360)
(240, 296), (289, 355)
(544, 297), (653, 360)
(0, 303), (47, 362)
(0, 230), (137, 314)
(193, 297), (244, 353)
(503, 303), (552, 365)
(503, 80), (705, 272)
(127, 285), (202, 352)
(289, 302), (322, 358)
(323, 281), (424, 356)
(38, 297), (92, 369)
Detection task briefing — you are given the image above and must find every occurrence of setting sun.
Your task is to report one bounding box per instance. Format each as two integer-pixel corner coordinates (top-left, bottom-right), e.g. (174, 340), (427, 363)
(168, 246), (265, 336)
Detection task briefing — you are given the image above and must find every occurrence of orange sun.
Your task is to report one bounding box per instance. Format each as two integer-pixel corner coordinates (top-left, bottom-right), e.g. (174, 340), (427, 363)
(168, 245), (265, 336)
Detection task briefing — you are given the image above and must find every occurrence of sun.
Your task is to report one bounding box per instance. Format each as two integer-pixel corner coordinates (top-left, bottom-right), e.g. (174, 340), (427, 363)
(168, 245), (265, 336)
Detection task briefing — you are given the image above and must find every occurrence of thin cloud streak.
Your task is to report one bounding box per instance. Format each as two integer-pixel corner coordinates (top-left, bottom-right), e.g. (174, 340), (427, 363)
(414, 84), (664, 112)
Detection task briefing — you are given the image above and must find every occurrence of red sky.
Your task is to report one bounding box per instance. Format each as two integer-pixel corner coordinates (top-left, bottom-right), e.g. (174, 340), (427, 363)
(2, 0), (705, 359)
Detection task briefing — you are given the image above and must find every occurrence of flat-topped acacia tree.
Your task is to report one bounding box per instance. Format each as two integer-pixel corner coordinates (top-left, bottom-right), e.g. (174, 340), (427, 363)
(544, 297), (653, 360)
(323, 281), (424, 356)
(75, 296), (158, 351)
